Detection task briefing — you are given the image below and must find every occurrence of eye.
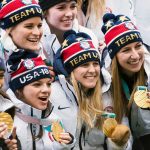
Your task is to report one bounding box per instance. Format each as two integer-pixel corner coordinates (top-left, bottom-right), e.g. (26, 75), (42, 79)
(56, 5), (66, 10)
(80, 63), (89, 67)
(70, 3), (77, 9)
(93, 62), (99, 66)
(47, 82), (51, 87)
(24, 23), (33, 28)
(135, 43), (143, 49)
(32, 82), (41, 87)
(38, 23), (43, 29)
(121, 48), (130, 53)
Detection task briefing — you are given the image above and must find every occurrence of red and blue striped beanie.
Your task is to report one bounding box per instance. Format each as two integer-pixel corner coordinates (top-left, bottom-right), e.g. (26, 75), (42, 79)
(60, 30), (100, 74)
(7, 51), (51, 92)
(101, 13), (143, 59)
(0, 0), (43, 29)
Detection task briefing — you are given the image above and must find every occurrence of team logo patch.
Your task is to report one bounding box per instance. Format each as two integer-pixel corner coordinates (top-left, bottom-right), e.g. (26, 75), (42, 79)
(125, 22), (135, 30)
(21, 0), (32, 5)
(80, 40), (90, 50)
(23, 59), (35, 70)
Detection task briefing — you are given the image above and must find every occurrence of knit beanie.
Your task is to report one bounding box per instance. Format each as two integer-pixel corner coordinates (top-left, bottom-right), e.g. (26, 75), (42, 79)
(6, 51), (51, 92)
(0, 0), (43, 29)
(101, 13), (143, 59)
(39, 0), (77, 11)
(60, 30), (100, 74)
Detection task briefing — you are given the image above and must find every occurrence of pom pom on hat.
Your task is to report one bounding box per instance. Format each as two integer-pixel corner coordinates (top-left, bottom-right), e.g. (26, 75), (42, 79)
(39, 0), (77, 11)
(6, 50), (51, 92)
(101, 13), (143, 59)
(60, 30), (100, 74)
(0, 0), (43, 29)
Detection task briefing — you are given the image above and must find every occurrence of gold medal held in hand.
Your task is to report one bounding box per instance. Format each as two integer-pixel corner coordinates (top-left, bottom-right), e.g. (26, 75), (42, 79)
(51, 121), (64, 141)
(103, 118), (118, 137)
(0, 112), (13, 138)
(134, 86), (150, 108)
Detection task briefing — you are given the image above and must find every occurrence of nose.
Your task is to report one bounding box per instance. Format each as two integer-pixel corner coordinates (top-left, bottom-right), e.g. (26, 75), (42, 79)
(88, 64), (96, 73)
(65, 7), (75, 17)
(41, 84), (51, 94)
(32, 26), (41, 35)
(131, 49), (140, 59)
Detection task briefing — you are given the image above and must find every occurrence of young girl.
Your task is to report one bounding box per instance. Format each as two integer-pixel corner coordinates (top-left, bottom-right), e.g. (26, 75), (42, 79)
(101, 13), (150, 149)
(6, 50), (74, 150)
(38, 0), (99, 65)
(51, 30), (132, 149)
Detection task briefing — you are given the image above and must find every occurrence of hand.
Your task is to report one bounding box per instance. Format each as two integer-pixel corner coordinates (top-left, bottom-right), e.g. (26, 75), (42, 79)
(111, 124), (130, 146)
(0, 123), (8, 138)
(5, 127), (18, 150)
(58, 132), (73, 144)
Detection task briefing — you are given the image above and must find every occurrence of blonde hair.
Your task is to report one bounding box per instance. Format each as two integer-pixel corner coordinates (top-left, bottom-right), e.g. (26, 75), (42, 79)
(71, 72), (103, 129)
(111, 56), (145, 123)
(77, 0), (106, 26)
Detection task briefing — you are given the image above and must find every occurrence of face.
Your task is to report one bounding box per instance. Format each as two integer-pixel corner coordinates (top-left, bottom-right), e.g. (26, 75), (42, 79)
(45, 1), (77, 32)
(0, 70), (4, 88)
(9, 17), (43, 51)
(116, 42), (144, 76)
(73, 61), (100, 91)
(22, 78), (51, 110)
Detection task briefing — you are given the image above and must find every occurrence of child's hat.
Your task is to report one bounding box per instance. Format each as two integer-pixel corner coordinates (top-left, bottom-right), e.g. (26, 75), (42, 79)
(6, 50), (51, 92)
(0, 0), (43, 29)
(59, 30), (100, 74)
(101, 13), (143, 59)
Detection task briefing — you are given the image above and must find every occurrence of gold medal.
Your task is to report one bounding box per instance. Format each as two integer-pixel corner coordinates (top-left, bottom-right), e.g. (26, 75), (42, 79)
(0, 112), (13, 138)
(51, 121), (64, 141)
(103, 118), (117, 137)
(134, 86), (150, 108)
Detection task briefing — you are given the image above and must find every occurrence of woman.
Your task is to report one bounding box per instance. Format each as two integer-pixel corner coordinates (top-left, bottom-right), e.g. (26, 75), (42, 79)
(6, 51), (74, 150)
(38, 0), (99, 65)
(101, 13), (150, 149)
(51, 30), (132, 149)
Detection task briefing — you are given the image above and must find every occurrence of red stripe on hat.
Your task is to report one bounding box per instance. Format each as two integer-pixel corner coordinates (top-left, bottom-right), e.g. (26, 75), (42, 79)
(61, 40), (95, 61)
(11, 57), (45, 78)
(105, 22), (133, 45)
(0, 0), (37, 19)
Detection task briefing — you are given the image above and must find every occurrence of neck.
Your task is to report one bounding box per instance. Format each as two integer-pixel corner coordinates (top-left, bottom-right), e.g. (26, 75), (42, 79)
(49, 25), (65, 44)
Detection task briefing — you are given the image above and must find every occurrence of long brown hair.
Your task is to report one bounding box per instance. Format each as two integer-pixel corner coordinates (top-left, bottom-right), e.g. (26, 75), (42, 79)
(111, 56), (145, 123)
(71, 72), (103, 129)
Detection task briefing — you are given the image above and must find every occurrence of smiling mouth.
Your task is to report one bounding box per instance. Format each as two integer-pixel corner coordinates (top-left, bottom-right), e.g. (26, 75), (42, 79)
(39, 97), (48, 101)
(28, 39), (39, 43)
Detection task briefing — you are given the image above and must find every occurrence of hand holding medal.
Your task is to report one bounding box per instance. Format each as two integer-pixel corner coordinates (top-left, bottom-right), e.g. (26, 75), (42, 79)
(102, 112), (130, 146)
(0, 112), (13, 139)
(102, 112), (117, 137)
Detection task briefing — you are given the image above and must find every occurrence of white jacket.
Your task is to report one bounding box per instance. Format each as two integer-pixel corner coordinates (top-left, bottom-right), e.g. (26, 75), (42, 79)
(50, 67), (133, 150)
(6, 88), (74, 150)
